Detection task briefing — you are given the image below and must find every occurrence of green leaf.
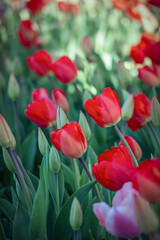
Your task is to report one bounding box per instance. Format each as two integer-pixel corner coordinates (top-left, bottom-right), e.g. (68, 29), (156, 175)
(54, 180), (96, 240)
(12, 205), (30, 240)
(20, 131), (37, 172)
(0, 198), (16, 222)
(61, 163), (76, 193)
(29, 160), (49, 240)
(11, 187), (18, 206)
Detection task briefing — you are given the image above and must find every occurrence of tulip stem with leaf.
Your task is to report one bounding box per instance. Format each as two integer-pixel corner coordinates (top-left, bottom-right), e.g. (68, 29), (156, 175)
(113, 125), (138, 167)
(6, 147), (32, 214)
(12, 150), (36, 197)
(71, 158), (80, 189)
(78, 157), (102, 202)
(55, 173), (60, 215)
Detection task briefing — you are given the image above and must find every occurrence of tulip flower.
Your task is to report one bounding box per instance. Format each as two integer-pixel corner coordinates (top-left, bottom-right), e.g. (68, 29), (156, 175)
(130, 33), (159, 63)
(26, 0), (46, 15)
(84, 88), (121, 128)
(58, 2), (80, 15)
(32, 88), (49, 101)
(25, 98), (57, 128)
(52, 88), (69, 112)
(112, 0), (137, 11)
(50, 121), (87, 158)
(127, 93), (151, 131)
(132, 158), (160, 203)
(93, 182), (142, 238)
(138, 62), (160, 87)
(27, 50), (52, 77)
(146, 41), (160, 65)
(92, 145), (135, 191)
(18, 19), (40, 48)
(119, 136), (142, 161)
(50, 56), (77, 84)
(148, 0), (160, 7)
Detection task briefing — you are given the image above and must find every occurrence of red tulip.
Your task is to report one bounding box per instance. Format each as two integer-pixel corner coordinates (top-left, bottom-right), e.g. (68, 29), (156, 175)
(58, 2), (80, 15)
(132, 158), (160, 203)
(25, 98), (57, 128)
(52, 88), (69, 112)
(26, 0), (45, 15)
(92, 145), (135, 191)
(32, 88), (49, 101)
(119, 136), (142, 161)
(17, 19), (39, 48)
(112, 0), (137, 11)
(50, 56), (77, 84)
(146, 41), (160, 65)
(27, 50), (52, 76)
(84, 88), (121, 128)
(50, 121), (87, 158)
(127, 93), (151, 131)
(130, 33), (159, 63)
(148, 0), (160, 7)
(138, 62), (160, 87)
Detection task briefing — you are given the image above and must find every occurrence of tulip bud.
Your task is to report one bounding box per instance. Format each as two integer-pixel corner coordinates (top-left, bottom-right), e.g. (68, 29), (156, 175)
(134, 193), (159, 233)
(8, 73), (20, 101)
(49, 146), (61, 173)
(74, 54), (84, 70)
(38, 128), (49, 156)
(0, 114), (16, 149)
(56, 106), (69, 129)
(2, 147), (15, 172)
(83, 89), (92, 103)
(0, 73), (6, 91)
(12, 57), (23, 77)
(78, 111), (91, 141)
(117, 61), (132, 86)
(81, 36), (92, 54)
(69, 197), (83, 231)
(122, 94), (134, 120)
(151, 95), (160, 128)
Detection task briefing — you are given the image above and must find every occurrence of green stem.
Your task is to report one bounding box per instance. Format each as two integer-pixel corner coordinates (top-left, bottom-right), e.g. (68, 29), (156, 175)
(113, 125), (138, 167)
(12, 151), (36, 197)
(71, 158), (80, 189)
(78, 157), (102, 202)
(148, 122), (160, 151)
(13, 101), (20, 147)
(55, 173), (60, 215)
(73, 230), (79, 240)
(7, 147), (32, 214)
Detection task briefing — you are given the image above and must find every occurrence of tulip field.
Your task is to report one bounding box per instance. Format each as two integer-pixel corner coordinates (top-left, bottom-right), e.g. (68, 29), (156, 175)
(0, 0), (160, 239)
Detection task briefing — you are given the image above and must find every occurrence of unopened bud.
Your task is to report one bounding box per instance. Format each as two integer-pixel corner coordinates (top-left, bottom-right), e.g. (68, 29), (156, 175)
(56, 106), (69, 129)
(117, 61), (132, 86)
(122, 94), (134, 120)
(38, 128), (49, 156)
(13, 57), (23, 77)
(75, 54), (84, 70)
(151, 95), (160, 128)
(69, 197), (83, 231)
(8, 73), (20, 101)
(83, 90), (92, 103)
(49, 146), (61, 173)
(79, 111), (91, 141)
(134, 193), (159, 233)
(2, 147), (15, 172)
(0, 114), (16, 149)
